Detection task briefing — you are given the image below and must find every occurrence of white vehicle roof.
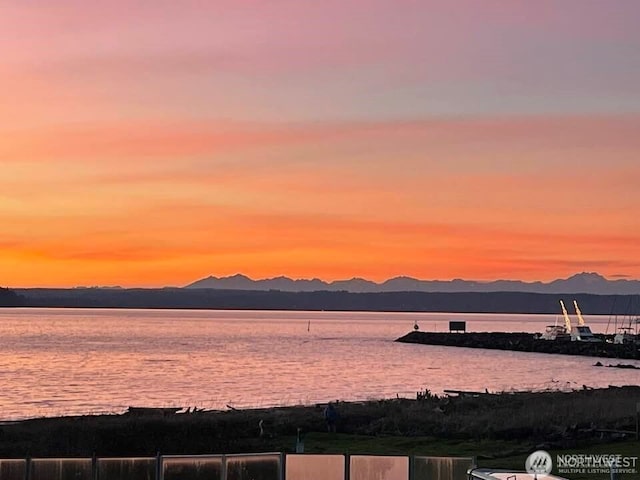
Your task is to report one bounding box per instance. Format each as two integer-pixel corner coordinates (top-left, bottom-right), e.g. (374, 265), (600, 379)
(468, 468), (568, 480)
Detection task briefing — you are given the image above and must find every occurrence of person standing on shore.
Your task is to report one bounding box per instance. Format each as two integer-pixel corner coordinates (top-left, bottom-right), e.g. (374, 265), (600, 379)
(323, 402), (339, 433)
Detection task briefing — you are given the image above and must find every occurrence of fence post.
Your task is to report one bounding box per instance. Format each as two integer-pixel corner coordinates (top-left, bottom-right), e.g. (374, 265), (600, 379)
(280, 453), (286, 480)
(344, 454), (350, 480)
(408, 455), (414, 480)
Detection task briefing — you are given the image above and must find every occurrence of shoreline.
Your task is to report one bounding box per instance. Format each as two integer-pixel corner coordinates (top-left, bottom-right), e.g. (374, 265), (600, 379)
(0, 381), (617, 424)
(2, 386), (639, 458)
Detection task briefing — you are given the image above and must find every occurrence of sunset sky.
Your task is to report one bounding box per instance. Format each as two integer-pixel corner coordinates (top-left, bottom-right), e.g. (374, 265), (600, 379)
(2, 1), (640, 287)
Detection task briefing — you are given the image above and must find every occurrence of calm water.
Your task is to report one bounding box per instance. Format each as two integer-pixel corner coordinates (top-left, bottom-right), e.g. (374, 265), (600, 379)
(0, 308), (638, 421)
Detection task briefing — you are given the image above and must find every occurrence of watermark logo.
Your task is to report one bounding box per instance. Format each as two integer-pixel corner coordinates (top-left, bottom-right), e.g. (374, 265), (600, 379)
(526, 450), (553, 476)
(556, 454), (638, 476)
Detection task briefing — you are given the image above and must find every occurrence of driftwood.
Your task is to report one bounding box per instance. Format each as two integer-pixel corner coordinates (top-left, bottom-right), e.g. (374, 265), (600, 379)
(125, 407), (181, 416)
(443, 389), (489, 397)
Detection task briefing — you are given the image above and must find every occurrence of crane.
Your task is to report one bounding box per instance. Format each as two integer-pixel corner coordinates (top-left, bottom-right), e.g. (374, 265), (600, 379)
(559, 300), (572, 332)
(573, 300), (586, 326)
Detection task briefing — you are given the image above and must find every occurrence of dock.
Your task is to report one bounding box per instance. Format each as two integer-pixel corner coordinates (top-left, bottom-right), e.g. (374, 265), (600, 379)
(396, 331), (640, 359)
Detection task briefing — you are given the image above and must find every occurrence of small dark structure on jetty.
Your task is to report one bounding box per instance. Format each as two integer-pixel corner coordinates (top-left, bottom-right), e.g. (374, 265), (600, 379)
(396, 331), (640, 359)
(449, 321), (466, 333)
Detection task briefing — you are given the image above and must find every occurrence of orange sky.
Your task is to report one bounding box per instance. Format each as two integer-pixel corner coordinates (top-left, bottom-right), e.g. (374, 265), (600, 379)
(1, 2), (640, 287)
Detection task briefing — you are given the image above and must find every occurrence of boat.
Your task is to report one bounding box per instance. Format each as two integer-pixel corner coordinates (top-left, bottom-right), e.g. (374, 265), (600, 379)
(541, 316), (571, 341)
(541, 324), (571, 341)
(611, 296), (640, 344)
(613, 314), (640, 345)
(614, 326), (637, 344)
(566, 300), (601, 343)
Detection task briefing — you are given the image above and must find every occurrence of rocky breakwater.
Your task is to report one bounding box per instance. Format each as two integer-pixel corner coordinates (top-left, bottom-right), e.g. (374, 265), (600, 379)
(396, 331), (640, 359)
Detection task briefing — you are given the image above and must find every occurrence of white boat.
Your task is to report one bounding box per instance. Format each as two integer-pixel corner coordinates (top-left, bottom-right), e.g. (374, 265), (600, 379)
(571, 325), (601, 342)
(542, 325), (571, 341)
(541, 316), (571, 341)
(613, 313), (639, 344)
(614, 327), (637, 344)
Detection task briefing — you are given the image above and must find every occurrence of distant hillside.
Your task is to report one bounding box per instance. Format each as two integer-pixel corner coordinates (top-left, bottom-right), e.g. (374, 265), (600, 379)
(0, 287), (25, 307)
(13, 288), (640, 315)
(186, 272), (640, 295)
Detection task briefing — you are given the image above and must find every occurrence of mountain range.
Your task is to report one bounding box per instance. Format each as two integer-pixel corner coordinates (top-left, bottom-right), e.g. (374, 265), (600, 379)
(185, 272), (640, 295)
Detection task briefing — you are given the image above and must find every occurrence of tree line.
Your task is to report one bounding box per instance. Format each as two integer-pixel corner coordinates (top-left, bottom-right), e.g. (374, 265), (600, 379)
(10, 287), (640, 314)
(0, 287), (25, 306)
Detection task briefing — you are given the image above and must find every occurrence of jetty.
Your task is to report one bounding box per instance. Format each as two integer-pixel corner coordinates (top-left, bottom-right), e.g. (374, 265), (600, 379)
(395, 331), (640, 359)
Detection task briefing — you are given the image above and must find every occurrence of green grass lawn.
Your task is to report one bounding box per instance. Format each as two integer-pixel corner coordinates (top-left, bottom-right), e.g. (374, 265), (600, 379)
(293, 432), (526, 458)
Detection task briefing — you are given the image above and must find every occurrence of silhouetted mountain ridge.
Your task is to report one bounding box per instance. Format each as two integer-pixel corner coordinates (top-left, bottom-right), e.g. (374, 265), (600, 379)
(185, 272), (640, 295)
